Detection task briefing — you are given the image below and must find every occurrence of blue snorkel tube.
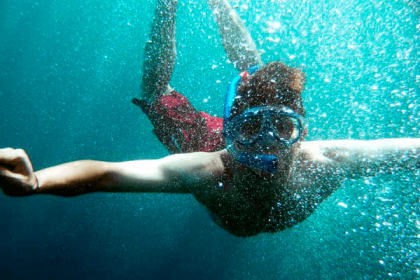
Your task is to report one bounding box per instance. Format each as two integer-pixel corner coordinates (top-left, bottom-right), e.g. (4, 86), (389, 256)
(223, 66), (260, 125)
(223, 66), (279, 174)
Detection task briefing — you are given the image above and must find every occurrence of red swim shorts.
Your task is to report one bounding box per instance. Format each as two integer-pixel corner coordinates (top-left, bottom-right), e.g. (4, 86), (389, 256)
(134, 91), (225, 154)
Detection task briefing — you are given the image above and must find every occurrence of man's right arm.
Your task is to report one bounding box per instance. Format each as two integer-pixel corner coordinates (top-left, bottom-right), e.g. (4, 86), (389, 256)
(35, 158), (178, 196)
(0, 148), (226, 197)
(99, 151), (225, 194)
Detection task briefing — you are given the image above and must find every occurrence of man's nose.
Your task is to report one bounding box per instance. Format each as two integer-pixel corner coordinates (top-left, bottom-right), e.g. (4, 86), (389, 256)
(259, 123), (278, 144)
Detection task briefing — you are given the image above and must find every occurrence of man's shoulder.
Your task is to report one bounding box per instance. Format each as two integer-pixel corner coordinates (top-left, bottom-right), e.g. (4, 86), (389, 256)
(165, 149), (227, 163)
(162, 149), (229, 182)
(185, 149), (229, 168)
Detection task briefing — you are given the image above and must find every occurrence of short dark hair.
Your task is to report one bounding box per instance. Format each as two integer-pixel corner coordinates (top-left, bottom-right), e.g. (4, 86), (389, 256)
(231, 62), (306, 117)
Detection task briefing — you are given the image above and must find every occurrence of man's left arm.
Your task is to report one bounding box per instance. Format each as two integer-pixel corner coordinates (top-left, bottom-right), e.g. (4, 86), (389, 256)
(206, 0), (262, 72)
(312, 138), (420, 179)
(141, 0), (178, 104)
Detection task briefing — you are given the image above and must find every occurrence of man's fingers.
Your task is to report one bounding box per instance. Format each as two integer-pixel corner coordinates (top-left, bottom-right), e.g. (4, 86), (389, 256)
(0, 148), (26, 167)
(0, 166), (19, 184)
(0, 148), (34, 187)
(0, 154), (36, 197)
(0, 167), (33, 196)
(0, 165), (12, 176)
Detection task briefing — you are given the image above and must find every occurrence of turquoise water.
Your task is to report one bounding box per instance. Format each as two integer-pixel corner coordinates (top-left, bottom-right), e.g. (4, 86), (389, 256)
(0, 0), (419, 279)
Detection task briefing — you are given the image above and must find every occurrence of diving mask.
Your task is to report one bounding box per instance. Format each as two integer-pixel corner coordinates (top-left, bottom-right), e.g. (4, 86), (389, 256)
(223, 66), (305, 174)
(225, 105), (304, 148)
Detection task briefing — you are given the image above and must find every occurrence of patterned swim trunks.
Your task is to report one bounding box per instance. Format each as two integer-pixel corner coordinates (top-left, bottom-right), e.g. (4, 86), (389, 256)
(133, 91), (225, 154)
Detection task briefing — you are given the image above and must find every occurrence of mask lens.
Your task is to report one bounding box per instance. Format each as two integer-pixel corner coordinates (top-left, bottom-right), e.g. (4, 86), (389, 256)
(272, 115), (300, 140)
(227, 106), (304, 146)
(235, 115), (263, 144)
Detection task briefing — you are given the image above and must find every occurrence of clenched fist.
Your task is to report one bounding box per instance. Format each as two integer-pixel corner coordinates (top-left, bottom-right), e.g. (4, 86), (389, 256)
(0, 148), (38, 196)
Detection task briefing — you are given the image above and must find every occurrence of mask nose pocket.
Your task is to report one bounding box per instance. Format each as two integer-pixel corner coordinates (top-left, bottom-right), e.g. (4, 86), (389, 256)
(258, 120), (280, 145)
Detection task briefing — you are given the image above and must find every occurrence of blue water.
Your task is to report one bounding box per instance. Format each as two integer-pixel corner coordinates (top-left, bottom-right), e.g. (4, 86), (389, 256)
(0, 0), (419, 279)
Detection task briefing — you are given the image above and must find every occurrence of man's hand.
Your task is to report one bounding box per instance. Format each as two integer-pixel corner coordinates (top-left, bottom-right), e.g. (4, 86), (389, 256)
(0, 148), (38, 196)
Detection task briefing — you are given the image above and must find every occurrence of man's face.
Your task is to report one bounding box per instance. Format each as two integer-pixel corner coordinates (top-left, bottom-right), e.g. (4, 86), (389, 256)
(225, 100), (305, 180)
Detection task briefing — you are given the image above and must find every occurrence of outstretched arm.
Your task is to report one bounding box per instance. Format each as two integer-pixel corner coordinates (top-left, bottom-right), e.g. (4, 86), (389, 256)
(309, 139), (420, 179)
(207, 0), (262, 71)
(0, 148), (225, 197)
(142, 0), (178, 104)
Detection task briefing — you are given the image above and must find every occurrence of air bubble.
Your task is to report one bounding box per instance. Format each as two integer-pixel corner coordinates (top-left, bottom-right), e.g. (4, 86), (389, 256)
(337, 202), (348, 208)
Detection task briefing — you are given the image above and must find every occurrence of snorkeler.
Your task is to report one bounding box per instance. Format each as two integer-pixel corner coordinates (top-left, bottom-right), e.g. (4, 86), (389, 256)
(0, 0), (419, 237)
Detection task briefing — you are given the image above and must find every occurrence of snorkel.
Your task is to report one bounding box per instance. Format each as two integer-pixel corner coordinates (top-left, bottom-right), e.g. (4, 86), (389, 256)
(223, 66), (280, 174)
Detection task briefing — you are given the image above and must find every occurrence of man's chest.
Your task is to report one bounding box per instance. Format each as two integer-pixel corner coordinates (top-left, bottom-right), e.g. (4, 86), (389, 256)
(193, 178), (285, 235)
(193, 167), (344, 235)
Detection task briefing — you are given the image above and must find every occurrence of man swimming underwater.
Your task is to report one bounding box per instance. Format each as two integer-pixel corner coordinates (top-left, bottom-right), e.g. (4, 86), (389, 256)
(0, 0), (419, 237)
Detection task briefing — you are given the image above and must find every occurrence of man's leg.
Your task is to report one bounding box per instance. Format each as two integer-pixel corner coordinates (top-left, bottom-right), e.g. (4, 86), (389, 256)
(134, 0), (225, 154)
(206, 0), (262, 72)
(141, 0), (178, 104)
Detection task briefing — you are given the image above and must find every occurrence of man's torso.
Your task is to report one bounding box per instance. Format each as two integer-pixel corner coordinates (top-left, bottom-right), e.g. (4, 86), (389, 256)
(192, 143), (346, 237)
